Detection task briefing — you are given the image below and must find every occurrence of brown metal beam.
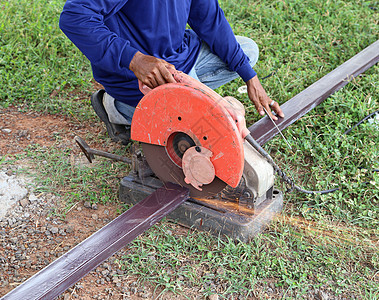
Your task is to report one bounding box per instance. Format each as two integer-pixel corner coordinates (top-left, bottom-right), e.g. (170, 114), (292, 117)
(249, 40), (379, 145)
(2, 183), (189, 300)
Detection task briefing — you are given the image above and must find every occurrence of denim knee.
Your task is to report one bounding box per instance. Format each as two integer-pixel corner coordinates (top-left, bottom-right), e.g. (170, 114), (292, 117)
(236, 36), (259, 67)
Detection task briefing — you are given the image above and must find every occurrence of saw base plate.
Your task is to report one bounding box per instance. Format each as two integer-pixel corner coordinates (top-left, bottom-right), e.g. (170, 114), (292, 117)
(119, 174), (283, 242)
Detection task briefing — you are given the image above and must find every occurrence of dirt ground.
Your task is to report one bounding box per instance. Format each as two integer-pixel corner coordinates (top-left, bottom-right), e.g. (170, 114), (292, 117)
(0, 106), (194, 299)
(0, 106), (106, 156)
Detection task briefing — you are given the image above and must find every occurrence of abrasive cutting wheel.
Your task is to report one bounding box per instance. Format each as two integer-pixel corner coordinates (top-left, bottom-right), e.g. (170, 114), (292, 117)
(131, 71), (248, 198)
(141, 142), (227, 198)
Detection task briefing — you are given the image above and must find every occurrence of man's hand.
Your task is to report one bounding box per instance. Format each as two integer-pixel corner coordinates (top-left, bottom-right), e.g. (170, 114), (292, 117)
(129, 51), (176, 89)
(246, 76), (284, 121)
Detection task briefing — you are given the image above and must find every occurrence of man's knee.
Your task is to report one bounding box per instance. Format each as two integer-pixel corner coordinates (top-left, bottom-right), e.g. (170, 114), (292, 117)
(236, 36), (259, 67)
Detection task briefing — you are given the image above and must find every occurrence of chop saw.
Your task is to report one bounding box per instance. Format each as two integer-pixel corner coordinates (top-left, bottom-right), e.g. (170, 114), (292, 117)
(121, 71), (283, 241)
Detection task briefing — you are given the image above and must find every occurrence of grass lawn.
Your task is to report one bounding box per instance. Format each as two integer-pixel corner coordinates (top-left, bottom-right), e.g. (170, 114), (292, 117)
(0, 0), (378, 298)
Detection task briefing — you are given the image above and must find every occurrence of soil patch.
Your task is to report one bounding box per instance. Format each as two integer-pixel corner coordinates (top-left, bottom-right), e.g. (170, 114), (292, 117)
(0, 106), (105, 156)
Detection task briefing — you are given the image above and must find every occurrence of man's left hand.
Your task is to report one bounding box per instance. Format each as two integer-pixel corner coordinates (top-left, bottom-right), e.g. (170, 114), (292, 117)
(246, 76), (284, 121)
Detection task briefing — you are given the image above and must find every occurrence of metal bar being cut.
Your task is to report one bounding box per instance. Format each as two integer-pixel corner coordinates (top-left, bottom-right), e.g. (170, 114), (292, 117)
(249, 40), (379, 145)
(2, 183), (189, 300)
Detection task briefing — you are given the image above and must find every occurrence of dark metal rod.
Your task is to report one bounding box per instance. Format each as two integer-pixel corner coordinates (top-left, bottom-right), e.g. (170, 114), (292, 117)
(74, 135), (132, 164)
(2, 183), (189, 300)
(89, 148), (131, 163)
(249, 40), (379, 145)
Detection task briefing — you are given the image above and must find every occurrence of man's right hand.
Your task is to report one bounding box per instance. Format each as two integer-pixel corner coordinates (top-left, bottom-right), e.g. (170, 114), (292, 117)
(129, 51), (177, 89)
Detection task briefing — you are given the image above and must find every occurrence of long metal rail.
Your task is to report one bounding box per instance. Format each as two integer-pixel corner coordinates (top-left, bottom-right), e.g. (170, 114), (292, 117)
(2, 183), (189, 300)
(249, 39), (379, 145)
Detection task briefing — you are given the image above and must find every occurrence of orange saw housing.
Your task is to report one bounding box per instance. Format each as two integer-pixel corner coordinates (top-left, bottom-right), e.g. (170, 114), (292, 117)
(131, 75), (244, 188)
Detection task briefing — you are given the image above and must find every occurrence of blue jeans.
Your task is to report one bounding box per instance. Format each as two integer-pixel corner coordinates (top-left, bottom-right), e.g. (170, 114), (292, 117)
(187, 32), (259, 89)
(115, 31), (259, 124)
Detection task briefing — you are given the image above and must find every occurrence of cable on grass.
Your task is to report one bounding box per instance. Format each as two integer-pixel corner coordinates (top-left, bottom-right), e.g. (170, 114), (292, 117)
(261, 70), (277, 80)
(342, 110), (379, 135)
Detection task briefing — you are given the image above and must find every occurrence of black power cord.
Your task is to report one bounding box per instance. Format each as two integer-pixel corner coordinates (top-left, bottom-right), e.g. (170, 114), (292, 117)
(261, 70), (277, 80)
(246, 109), (379, 194)
(343, 110), (379, 135)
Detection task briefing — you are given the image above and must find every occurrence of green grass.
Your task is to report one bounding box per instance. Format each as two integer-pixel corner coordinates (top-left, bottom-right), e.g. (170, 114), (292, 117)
(20, 137), (132, 217)
(0, 0), (92, 117)
(1, 0), (378, 298)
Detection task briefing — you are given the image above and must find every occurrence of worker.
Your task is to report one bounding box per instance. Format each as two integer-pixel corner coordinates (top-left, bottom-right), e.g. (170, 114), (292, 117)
(59, 0), (284, 144)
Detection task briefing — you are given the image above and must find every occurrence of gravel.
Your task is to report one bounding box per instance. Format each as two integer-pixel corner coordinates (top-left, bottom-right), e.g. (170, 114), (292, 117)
(0, 169), (55, 291)
(0, 166), (147, 299)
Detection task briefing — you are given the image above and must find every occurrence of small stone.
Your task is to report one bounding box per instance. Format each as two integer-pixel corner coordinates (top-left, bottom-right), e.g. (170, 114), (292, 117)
(29, 193), (39, 202)
(317, 290), (329, 300)
(6, 169), (14, 176)
(2, 128), (12, 134)
(91, 203), (98, 210)
(141, 292), (151, 298)
(19, 198), (29, 207)
(208, 294), (219, 300)
(18, 129), (29, 138)
(92, 214), (98, 220)
(76, 206), (82, 211)
(104, 209), (109, 215)
(50, 227), (59, 234)
(84, 201), (91, 208)
(103, 263), (110, 269)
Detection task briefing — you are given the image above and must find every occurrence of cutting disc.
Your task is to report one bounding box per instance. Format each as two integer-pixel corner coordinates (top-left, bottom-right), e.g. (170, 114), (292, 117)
(142, 142), (227, 198)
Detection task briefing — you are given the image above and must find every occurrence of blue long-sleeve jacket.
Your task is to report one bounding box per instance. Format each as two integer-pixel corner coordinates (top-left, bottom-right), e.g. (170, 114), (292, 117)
(59, 0), (256, 106)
